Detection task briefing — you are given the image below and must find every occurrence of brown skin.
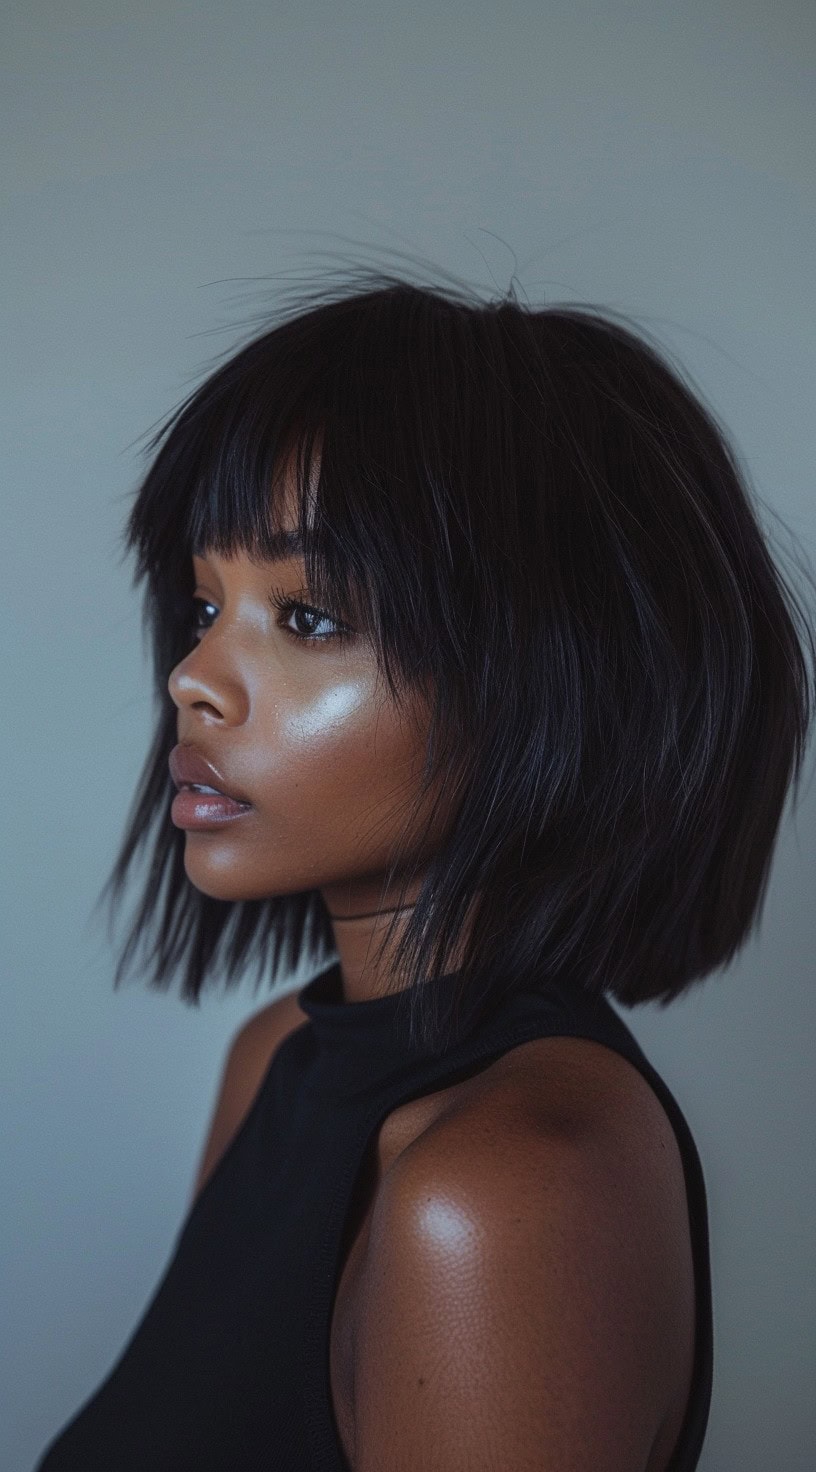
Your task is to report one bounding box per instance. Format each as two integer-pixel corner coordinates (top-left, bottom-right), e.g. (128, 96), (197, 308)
(169, 466), (696, 1470)
(168, 476), (469, 1004)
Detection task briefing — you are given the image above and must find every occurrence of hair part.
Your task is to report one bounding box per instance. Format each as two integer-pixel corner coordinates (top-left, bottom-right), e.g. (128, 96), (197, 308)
(93, 262), (816, 1054)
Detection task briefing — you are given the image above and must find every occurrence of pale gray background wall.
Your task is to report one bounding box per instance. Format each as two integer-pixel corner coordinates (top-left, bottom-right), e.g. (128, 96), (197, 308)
(3, 2), (815, 1468)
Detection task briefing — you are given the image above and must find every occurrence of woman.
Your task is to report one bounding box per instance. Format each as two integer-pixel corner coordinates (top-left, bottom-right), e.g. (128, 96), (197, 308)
(36, 268), (815, 1470)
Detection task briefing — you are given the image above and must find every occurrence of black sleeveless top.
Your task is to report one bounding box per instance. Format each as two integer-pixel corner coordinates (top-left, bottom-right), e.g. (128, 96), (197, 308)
(35, 960), (713, 1471)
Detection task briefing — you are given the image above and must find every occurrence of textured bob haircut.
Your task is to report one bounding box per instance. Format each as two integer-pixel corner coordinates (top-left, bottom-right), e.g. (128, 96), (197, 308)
(97, 261), (816, 1053)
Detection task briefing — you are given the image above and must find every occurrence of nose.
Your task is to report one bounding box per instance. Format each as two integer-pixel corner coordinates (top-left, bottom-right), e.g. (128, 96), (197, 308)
(167, 646), (248, 725)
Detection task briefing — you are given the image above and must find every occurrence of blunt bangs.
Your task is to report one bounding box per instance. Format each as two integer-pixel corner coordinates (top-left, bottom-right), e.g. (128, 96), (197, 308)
(94, 265), (816, 1055)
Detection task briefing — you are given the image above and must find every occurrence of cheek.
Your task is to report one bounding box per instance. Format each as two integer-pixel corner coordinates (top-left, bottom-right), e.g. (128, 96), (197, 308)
(284, 681), (368, 742)
(258, 679), (429, 822)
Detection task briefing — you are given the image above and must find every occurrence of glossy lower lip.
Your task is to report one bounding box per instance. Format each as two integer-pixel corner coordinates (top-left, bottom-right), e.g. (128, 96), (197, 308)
(171, 789), (253, 828)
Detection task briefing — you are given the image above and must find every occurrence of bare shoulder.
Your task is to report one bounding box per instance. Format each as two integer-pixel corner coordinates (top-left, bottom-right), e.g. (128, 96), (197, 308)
(393, 1030), (692, 1226)
(350, 1035), (696, 1471)
(391, 1029), (692, 1255)
(484, 1031), (690, 1163)
(190, 986), (309, 1201)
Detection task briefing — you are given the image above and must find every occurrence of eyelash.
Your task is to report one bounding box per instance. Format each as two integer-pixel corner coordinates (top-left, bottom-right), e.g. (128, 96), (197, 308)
(190, 585), (353, 646)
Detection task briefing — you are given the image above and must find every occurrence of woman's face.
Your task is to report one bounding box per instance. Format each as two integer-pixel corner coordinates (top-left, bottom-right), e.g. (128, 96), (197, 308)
(166, 512), (451, 920)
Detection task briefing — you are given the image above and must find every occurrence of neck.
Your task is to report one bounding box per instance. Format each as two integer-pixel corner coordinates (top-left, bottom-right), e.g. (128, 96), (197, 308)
(321, 882), (423, 1004)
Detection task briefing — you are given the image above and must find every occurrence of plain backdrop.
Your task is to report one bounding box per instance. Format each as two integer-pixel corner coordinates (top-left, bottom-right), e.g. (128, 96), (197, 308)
(3, 2), (815, 1469)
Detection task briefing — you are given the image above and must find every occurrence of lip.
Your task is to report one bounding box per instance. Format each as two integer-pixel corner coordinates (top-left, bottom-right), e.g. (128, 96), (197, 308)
(169, 745), (252, 805)
(171, 789), (253, 828)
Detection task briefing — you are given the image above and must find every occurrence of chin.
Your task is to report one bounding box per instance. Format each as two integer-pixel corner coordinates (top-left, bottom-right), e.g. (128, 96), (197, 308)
(182, 851), (300, 905)
(181, 849), (256, 902)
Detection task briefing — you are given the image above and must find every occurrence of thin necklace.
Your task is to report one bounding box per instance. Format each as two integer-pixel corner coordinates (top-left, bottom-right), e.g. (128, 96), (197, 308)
(329, 902), (417, 922)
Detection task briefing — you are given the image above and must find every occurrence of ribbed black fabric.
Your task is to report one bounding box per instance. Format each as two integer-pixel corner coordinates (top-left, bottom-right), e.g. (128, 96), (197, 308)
(35, 960), (713, 1471)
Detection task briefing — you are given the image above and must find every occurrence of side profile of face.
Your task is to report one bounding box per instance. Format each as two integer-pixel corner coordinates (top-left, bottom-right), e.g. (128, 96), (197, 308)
(167, 469), (458, 998)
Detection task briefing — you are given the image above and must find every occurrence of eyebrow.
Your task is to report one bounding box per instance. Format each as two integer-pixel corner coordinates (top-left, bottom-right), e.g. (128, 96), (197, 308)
(192, 529), (306, 561)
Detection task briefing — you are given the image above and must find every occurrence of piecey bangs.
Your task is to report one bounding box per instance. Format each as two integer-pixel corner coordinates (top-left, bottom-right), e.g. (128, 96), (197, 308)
(95, 266), (816, 1055)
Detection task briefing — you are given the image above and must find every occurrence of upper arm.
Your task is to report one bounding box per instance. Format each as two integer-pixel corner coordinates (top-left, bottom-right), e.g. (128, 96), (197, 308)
(351, 1106), (683, 1472)
(190, 990), (307, 1202)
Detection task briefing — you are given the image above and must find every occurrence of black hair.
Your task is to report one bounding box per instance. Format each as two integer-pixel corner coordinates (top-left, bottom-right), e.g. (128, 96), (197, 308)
(94, 259), (816, 1054)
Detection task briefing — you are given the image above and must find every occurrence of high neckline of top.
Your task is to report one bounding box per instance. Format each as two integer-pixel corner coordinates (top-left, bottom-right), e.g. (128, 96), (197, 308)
(296, 959), (470, 1056)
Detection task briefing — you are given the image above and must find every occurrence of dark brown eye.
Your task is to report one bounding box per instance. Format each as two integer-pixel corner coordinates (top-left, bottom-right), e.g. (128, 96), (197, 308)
(191, 598), (217, 639)
(266, 585), (354, 645)
(189, 592), (353, 646)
